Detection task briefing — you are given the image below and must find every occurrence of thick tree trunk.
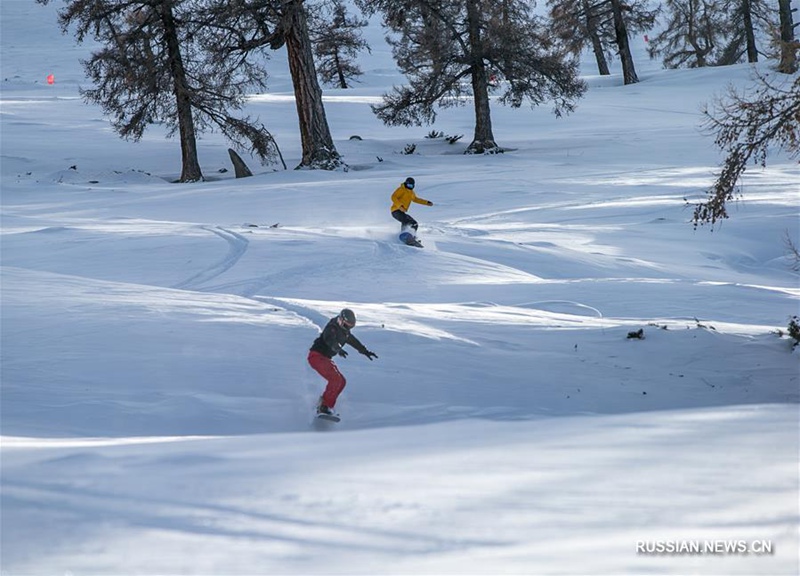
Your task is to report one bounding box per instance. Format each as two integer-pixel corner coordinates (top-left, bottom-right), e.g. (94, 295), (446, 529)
(469, 67), (497, 153)
(742, 0), (758, 63)
(158, 1), (203, 182)
(778, 0), (798, 74)
(610, 0), (638, 85)
(465, 0), (499, 154)
(334, 53), (348, 89)
(584, 0), (610, 75)
(282, 0), (343, 169)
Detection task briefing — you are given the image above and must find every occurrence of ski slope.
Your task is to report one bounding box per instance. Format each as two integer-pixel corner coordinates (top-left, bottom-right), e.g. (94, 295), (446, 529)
(1, 1), (798, 574)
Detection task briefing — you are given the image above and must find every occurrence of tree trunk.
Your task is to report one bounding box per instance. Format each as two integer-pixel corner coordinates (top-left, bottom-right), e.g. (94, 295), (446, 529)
(334, 52), (348, 88)
(584, 0), (610, 75)
(158, 1), (203, 182)
(282, 0), (343, 169)
(778, 0), (798, 74)
(465, 0), (499, 154)
(742, 0), (758, 63)
(228, 148), (253, 178)
(610, 0), (638, 84)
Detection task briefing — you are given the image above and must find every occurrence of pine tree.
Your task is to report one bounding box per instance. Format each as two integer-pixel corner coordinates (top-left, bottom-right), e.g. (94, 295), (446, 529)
(609, 0), (640, 84)
(648, 0), (777, 68)
(221, 0), (344, 170)
(309, 0), (370, 89)
(41, 0), (283, 183)
(715, 0), (780, 65)
(549, 0), (655, 82)
(647, 0), (727, 68)
(277, 0), (343, 169)
(739, 0), (759, 63)
(550, 0), (612, 75)
(357, 0), (586, 154)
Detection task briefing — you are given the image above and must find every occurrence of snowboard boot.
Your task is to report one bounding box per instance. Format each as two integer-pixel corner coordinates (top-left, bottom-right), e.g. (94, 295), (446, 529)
(316, 397), (334, 416)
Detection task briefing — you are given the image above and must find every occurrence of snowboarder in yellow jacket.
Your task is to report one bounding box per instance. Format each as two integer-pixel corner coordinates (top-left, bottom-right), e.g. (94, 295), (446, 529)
(390, 177), (432, 235)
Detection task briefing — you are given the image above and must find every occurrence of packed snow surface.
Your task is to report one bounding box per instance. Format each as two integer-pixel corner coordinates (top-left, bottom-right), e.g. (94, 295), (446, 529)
(1, 1), (798, 574)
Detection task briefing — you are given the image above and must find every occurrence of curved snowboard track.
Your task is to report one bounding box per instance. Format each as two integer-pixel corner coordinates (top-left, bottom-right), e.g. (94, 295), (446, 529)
(172, 226), (249, 291)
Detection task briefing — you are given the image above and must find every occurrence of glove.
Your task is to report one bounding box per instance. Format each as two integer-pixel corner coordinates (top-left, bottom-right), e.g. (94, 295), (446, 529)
(338, 349), (348, 358)
(427, 201), (433, 206)
(364, 350), (378, 361)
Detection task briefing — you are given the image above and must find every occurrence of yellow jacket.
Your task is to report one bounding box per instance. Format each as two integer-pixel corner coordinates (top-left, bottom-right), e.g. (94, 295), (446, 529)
(391, 184), (431, 213)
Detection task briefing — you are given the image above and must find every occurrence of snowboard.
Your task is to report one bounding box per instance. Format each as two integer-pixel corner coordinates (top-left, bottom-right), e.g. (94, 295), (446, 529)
(399, 231), (423, 248)
(315, 411), (341, 423)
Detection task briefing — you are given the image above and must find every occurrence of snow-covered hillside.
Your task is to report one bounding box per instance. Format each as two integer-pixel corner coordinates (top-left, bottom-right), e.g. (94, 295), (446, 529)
(1, 1), (798, 574)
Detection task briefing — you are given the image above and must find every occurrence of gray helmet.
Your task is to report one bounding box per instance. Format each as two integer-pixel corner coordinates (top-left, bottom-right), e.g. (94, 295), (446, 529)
(404, 177), (415, 189)
(339, 308), (356, 328)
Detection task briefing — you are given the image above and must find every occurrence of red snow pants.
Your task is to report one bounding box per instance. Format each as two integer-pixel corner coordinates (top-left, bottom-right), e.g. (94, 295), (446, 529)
(308, 350), (346, 408)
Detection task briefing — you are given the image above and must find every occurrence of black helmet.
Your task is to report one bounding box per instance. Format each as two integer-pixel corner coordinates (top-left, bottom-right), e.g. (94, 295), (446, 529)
(404, 177), (415, 189)
(339, 308), (356, 328)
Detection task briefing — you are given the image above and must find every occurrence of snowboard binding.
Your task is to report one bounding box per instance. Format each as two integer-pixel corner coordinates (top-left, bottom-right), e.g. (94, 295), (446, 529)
(399, 226), (423, 248)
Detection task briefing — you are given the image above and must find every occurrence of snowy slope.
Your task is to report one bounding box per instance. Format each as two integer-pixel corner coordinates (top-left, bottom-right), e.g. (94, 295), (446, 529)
(1, 0), (798, 574)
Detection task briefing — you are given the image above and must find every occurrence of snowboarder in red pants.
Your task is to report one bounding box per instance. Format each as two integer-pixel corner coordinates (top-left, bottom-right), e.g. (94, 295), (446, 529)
(308, 308), (377, 417)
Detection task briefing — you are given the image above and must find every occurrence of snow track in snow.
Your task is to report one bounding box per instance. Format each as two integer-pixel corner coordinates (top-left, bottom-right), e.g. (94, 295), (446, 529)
(172, 226), (249, 291)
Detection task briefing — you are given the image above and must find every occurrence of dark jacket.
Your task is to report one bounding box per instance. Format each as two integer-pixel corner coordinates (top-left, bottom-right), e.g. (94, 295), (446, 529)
(310, 317), (370, 359)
